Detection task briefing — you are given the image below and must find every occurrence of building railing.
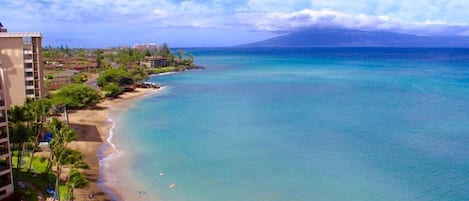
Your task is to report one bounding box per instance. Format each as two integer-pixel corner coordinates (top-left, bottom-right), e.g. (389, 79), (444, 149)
(0, 160), (9, 172)
(0, 174), (12, 187)
(0, 134), (6, 140)
(0, 146), (8, 156)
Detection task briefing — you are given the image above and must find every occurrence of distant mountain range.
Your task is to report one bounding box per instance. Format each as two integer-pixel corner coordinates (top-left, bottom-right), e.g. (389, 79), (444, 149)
(242, 28), (469, 47)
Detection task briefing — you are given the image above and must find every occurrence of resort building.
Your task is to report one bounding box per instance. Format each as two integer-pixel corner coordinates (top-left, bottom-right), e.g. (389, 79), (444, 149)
(0, 68), (13, 200)
(133, 43), (158, 50)
(47, 69), (79, 90)
(149, 56), (170, 68)
(0, 24), (45, 106)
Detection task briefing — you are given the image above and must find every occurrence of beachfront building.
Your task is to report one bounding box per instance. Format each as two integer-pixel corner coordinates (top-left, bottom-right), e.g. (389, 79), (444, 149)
(149, 56), (170, 68)
(0, 23), (45, 106)
(0, 67), (13, 200)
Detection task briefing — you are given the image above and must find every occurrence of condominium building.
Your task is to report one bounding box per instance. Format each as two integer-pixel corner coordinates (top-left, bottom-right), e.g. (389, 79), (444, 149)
(0, 22), (42, 199)
(0, 68), (13, 200)
(133, 43), (159, 50)
(0, 24), (45, 106)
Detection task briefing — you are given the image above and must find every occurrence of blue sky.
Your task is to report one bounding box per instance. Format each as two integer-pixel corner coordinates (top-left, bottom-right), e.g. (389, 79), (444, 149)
(1, 0), (469, 47)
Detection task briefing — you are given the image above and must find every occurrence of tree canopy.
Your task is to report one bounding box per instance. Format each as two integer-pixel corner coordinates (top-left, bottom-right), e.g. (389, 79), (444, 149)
(51, 84), (101, 108)
(97, 68), (134, 87)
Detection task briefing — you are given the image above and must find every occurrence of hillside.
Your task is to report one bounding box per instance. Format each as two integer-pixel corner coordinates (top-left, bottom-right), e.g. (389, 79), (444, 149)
(242, 28), (469, 47)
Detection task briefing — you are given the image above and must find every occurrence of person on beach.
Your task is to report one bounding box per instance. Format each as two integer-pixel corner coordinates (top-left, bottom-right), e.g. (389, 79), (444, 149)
(87, 191), (95, 200)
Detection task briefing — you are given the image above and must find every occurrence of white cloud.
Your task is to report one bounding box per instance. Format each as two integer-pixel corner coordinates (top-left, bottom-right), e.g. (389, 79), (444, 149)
(245, 0), (311, 12)
(311, 0), (469, 25)
(152, 9), (167, 16)
(2, 0), (469, 47)
(236, 8), (469, 36)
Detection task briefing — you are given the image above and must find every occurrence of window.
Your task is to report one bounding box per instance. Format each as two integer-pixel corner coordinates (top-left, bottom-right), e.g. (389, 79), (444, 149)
(23, 37), (32, 45)
(23, 54), (32, 60)
(25, 72), (33, 77)
(24, 63), (33, 69)
(26, 89), (35, 95)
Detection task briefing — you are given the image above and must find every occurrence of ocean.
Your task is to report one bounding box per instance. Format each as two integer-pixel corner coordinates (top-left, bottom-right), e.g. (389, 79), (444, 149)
(103, 48), (469, 201)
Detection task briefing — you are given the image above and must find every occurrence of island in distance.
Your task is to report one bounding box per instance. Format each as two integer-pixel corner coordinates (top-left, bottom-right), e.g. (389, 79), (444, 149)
(241, 28), (469, 47)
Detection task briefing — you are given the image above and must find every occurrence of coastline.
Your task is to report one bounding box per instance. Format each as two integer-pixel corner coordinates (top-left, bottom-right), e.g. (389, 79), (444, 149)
(67, 87), (158, 201)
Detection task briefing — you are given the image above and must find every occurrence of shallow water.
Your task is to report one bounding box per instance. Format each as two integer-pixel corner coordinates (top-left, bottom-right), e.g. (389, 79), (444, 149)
(108, 48), (469, 201)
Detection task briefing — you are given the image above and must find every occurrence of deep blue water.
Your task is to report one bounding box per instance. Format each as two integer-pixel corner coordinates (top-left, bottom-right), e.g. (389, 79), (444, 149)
(110, 48), (469, 201)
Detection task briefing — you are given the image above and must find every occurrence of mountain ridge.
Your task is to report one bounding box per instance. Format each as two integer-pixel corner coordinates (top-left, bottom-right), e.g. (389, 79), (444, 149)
(241, 28), (469, 47)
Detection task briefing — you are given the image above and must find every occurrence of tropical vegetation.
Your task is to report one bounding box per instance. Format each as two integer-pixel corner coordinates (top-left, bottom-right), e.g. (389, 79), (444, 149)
(8, 99), (89, 201)
(50, 84), (101, 108)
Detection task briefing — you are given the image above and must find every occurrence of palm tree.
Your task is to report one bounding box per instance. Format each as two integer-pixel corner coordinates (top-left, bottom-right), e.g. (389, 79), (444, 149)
(9, 122), (31, 180)
(8, 105), (33, 182)
(189, 54), (195, 66)
(25, 99), (51, 172)
(44, 117), (68, 178)
(46, 117), (79, 201)
(66, 170), (89, 201)
(8, 105), (30, 123)
(65, 153), (89, 200)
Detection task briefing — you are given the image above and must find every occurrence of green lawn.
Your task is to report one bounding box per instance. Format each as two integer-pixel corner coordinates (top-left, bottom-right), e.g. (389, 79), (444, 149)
(12, 154), (69, 200)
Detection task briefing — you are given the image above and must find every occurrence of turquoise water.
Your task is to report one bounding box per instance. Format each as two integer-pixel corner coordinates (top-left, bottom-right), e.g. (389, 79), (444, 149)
(110, 48), (469, 201)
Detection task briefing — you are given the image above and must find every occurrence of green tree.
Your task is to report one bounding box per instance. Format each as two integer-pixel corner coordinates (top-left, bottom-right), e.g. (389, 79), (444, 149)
(130, 66), (149, 83)
(46, 117), (81, 201)
(177, 49), (186, 64)
(8, 105), (33, 182)
(24, 99), (52, 172)
(97, 68), (134, 87)
(66, 170), (89, 200)
(189, 54), (195, 66)
(72, 73), (87, 84)
(51, 84), (101, 108)
(102, 83), (123, 98)
(9, 122), (31, 181)
(95, 49), (103, 70)
(159, 43), (172, 57)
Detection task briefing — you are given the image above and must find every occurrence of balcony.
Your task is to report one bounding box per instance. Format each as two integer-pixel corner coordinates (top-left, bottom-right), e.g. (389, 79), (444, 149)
(26, 85), (35, 90)
(25, 67), (33, 72)
(0, 127), (6, 140)
(23, 50), (33, 54)
(26, 94), (35, 98)
(0, 100), (4, 107)
(25, 77), (34, 81)
(24, 59), (33, 63)
(0, 159), (9, 172)
(0, 147), (8, 157)
(0, 173), (12, 187)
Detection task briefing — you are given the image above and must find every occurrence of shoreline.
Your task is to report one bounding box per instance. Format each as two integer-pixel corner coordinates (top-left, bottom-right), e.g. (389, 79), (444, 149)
(67, 87), (159, 201)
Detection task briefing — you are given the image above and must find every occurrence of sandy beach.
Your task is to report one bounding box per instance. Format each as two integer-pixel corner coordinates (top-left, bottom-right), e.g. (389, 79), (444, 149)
(66, 88), (157, 201)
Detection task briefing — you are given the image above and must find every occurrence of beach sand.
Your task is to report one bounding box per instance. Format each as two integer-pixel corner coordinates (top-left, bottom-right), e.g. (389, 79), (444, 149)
(66, 88), (157, 201)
